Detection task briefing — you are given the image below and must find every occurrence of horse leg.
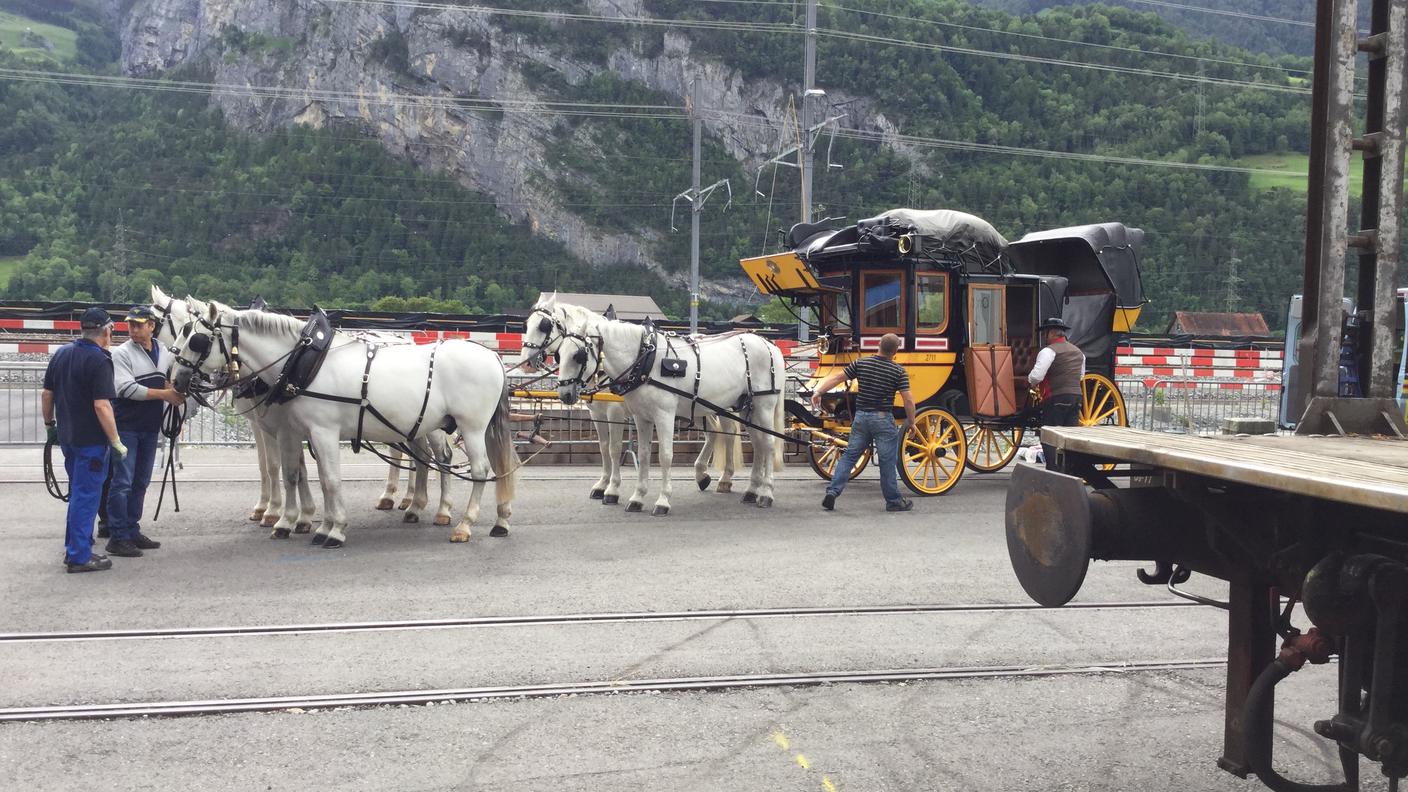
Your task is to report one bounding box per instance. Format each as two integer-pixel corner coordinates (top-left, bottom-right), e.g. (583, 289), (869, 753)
(260, 424), (285, 527)
(451, 430), (490, 543)
(432, 434), (454, 526)
(375, 447), (400, 510)
(294, 451), (316, 533)
(625, 418), (653, 513)
(653, 415), (674, 516)
(748, 427), (775, 509)
(694, 415), (716, 492)
(308, 429), (349, 548)
(588, 403), (609, 499)
(270, 432), (304, 540)
(603, 413), (624, 505)
(721, 417), (743, 494)
(249, 423), (271, 521)
(403, 441), (432, 524)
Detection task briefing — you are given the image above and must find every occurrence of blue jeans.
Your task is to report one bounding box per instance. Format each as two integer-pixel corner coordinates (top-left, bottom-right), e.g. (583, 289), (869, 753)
(62, 444), (109, 565)
(827, 410), (903, 506)
(106, 430), (160, 541)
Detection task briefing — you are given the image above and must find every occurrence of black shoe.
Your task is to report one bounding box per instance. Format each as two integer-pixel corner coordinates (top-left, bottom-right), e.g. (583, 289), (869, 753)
(133, 533), (161, 550)
(821, 493), (836, 511)
(97, 523), (109, 539)
(885, 499), (914, 512)
(104, 539), (143, 558)
(67, 556), (113, 573)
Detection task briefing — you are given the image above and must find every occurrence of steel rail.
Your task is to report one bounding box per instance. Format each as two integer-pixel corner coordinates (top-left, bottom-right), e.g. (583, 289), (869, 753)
(0, 658), (1229, 722)
(0, 600), (1204, 644)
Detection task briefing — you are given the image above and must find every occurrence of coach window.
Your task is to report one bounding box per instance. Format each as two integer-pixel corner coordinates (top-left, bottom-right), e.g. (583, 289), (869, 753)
(860, 271), (903, 332)
(915, 272), (948, 334)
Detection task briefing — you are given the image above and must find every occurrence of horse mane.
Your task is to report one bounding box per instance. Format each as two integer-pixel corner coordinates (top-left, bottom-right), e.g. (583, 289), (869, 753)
(554, 302), (605, 329)
(232, 306), (304, 338)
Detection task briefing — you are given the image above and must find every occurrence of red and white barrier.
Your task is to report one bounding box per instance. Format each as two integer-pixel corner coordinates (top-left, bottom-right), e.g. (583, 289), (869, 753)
(1116, 345), (1283, 389)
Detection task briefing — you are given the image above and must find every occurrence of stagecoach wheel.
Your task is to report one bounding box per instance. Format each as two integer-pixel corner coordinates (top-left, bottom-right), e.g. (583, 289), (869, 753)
(1079, 374), (1127, 427)
(807, 436), (872, 482)
(963, 424), (1025, 473)
(900, 407), (967, 496)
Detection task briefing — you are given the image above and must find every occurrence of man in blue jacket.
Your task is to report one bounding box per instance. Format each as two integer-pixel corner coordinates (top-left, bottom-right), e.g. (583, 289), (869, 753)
(106, 305), (185, 558)
(42, 307), (128, 573)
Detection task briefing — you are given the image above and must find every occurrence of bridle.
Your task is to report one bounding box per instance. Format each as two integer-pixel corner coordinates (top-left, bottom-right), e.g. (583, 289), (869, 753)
(522, 308), (566, 366)
(556, 331), (603, 389)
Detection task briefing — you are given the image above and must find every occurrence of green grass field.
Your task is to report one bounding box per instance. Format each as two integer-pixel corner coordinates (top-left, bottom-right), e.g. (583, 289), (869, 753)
(0, 10), (77, 61)
(0, 257), (24, 290)
(1240, 152), (1407, 195)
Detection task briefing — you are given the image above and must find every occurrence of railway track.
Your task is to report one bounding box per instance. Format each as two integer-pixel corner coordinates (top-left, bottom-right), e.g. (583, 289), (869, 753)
(0, 657), (1227, 723)
(0, 599), (1203, 644)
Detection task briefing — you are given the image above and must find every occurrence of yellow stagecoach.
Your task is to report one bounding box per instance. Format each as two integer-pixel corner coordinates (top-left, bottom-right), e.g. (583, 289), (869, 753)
(741, 209), (1146, 495)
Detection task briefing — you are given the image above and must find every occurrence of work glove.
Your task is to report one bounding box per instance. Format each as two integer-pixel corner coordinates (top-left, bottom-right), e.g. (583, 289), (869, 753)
(111, 439), (128, 461)
(45, 423), (58, 444)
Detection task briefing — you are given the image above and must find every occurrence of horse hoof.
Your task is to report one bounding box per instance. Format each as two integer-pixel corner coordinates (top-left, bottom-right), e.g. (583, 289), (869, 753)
(450, 530), (470, 543)
(397, 498), (411, 511)
(697, 475), (711, 492)
(434, 514), (451, 526)
(311, 534), (327, 546)
(248, 509), (265, 522)
(589, 489), (605, 500)
(603, 495), (620, 505)
(323, 538), (344, 549)
(626, 501), (643, 513)
(717, 482), (733, 494)
(294, 522), (313, 534)
(489, 525), (509, 537)
(652, 505), (670, 516)
(757, 496), (773, 509)
(741, 492), (758, 504)
(270, 527), (291, 539)
(260, 515), (278, 528)
(403, 512), (419, 524)
(374, 498), (395, 511)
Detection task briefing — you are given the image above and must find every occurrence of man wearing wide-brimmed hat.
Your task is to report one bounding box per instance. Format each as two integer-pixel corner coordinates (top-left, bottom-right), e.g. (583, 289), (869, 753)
(1028, 317), (1085, 469)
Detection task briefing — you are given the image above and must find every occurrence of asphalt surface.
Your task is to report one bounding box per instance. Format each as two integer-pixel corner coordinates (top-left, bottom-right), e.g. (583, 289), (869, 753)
(0, 448), (1386, 791)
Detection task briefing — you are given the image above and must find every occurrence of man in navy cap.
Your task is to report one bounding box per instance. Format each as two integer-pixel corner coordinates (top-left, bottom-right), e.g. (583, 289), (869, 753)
(106, 305), (184, 557)
(42, 307), (128, 573)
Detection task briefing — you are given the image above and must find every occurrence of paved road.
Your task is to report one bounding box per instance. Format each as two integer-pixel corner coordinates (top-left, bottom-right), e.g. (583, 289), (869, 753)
(0, 448), (1382, 791)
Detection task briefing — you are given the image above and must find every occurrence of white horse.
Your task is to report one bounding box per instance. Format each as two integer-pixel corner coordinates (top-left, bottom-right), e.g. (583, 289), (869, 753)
(153, 287), (455, 530)
(169, 301), (515, 546)
(522, 296), (742, 502)
(555, 318), (787, 515)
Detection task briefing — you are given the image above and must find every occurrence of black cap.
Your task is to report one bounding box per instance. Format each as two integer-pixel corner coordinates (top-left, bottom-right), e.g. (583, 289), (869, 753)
(79, 307), (112, 329)
(127, 305), (157, 323)
(1038, 317), (1071, 332)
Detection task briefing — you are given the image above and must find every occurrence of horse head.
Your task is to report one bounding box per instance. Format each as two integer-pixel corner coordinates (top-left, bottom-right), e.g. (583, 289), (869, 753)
(523, 304), (565, 370)
(170, 299), (237, 395)
(554, 331), (599, 406)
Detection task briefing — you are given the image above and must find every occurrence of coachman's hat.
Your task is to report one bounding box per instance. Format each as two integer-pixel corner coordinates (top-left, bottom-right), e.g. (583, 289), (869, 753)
(1038, 317), (1071, 332)
(79, 307), (112, 329)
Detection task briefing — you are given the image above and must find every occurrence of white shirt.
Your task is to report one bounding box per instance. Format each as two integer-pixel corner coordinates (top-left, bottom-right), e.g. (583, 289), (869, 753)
(1028, 346), (1085, 385)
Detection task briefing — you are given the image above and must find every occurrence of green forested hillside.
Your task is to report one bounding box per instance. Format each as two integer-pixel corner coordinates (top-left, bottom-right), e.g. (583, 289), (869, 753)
(0, 0), (1384, 329)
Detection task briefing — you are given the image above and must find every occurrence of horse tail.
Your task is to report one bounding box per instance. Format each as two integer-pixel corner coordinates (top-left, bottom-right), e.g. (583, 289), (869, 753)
(770, 343), (787, 470)
(487, 386), (518, 504)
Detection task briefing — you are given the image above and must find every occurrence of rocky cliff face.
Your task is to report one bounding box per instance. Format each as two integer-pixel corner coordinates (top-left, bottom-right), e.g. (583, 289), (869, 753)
(112, 0), (902, 298)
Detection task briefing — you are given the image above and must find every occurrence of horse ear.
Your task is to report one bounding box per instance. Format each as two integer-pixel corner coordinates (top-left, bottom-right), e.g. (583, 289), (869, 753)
(603, 303), (617, 321)
(151, 284), (168, 303)
(206, 301), (221, 322)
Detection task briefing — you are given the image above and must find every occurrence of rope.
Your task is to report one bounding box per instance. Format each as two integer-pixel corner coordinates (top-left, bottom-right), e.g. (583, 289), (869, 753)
(42, 439), (68, 502)
(152, 401), (186, 520)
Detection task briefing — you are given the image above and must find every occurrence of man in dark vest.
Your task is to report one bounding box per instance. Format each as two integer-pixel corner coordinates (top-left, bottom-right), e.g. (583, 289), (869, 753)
(1028, 317), (1085, 470)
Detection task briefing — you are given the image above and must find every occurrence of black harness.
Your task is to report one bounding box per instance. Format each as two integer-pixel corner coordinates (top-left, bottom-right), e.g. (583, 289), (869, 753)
(267, 309), (335, 404)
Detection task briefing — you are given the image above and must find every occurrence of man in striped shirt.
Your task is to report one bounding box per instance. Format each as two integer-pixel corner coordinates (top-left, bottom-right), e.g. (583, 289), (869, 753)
(810, 333), (917, 512)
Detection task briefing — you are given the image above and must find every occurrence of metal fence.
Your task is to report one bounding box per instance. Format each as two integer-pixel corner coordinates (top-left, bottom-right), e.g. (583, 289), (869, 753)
(1118, 378), (1283, 435)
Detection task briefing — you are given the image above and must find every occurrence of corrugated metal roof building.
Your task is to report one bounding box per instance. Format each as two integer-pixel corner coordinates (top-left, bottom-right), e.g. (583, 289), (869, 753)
(1165, 311), (1272, 338)
(535, 292), (667, 322)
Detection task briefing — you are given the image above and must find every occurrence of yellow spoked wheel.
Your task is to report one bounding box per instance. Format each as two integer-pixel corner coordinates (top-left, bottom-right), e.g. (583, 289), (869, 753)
(963, 423), (1025, 473)
(1080, 373), (1128, 427)
(807, 436), (873, 482)
(900, 407), (967, 496)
